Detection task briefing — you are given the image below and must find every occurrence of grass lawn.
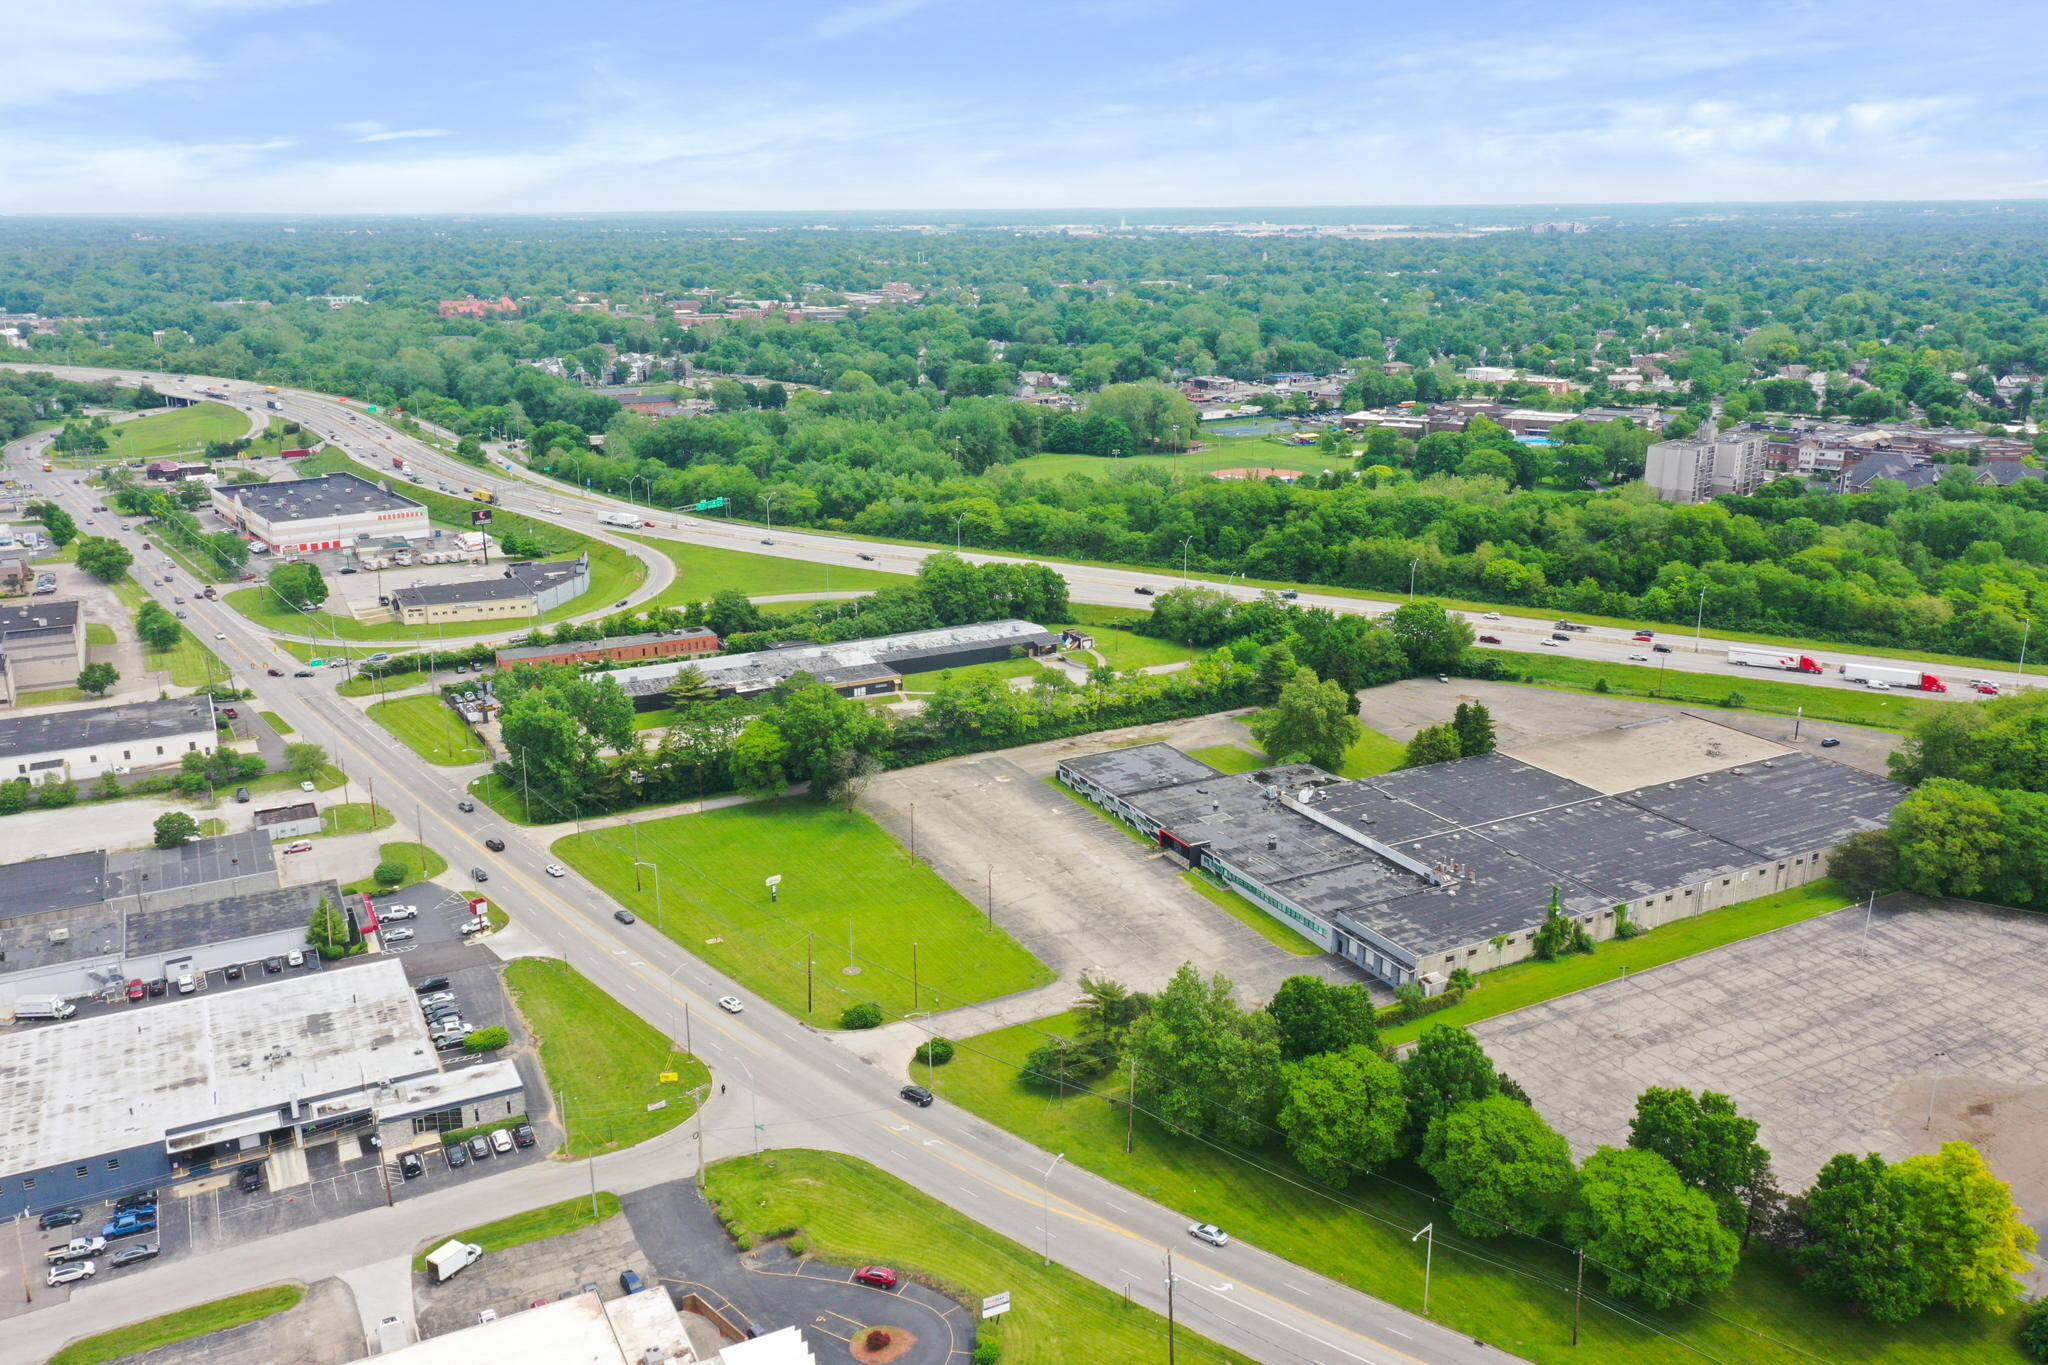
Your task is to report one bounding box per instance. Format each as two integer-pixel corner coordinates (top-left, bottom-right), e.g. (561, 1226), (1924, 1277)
(96, 401), (247, 459)
(706, 1150), (1253, 1365)
(85, 622), (116, 646)
(931, 1013), (2029, 1365)
(631, 706), (679, 731)
(1381, 880), (1857, 1046)
(1067, 622), (1200, 671)
(17, 685), (89, 706)
(1494, 652), (1934, 731)
(112, 574), (225, 685)
(632, 533), (907, 606)
(1188, 720), (1406, 780)
(1183, 873), (1322, 955)
(553, 803), (1054, 1028)
(904, 655), (1057, 690)
(1010, 436), (1335, 483)
(318, 802), (396, 837)
(411, 1193), (621, 1272)
(243, 763), (345, 797)
(503, 959), (711, 1156)
(48, 1284), (305, 1365)
(258, 710), (292, 735)
(338, 666), (427, 696)
(369, 695), (488, 765)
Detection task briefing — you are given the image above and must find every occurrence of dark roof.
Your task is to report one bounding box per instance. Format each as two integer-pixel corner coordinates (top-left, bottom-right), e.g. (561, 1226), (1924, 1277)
(1612, 754), (1904, 860)
(125, 880), (342, 957)
(0, 696), (214, 763)
(0, 600), (80, 636)
(218, 472), (423, 523)
(390, 560), (584, 610)
(1319, 753), (1596, 841)
(106, 831), (275, 898)
(1059, 742), (1222, 798)
(0, 851), (109, 923)
(252, 802), (318, 826)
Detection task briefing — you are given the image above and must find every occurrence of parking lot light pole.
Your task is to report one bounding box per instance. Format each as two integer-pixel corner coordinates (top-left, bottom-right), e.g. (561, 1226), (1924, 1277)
(1041, 1152), (1065, 1265)
(1412, 1222), (1435, 1316)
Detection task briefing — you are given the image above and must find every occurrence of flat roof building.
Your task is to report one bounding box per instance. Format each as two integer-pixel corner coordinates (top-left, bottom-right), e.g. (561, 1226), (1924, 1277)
(1058, 716), (1905, 988)
(607, 619), (1060, 705)
(495, 627), (720, 671)
(0, 695), (217, 781)
(211, 471), (431, 553)
(0, 959), (523, 1219)
(0, 599), (86, 706)
(388, 556), (590, 627)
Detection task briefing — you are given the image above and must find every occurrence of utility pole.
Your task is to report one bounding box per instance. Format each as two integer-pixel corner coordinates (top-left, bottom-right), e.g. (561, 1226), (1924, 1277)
(910, 942), (919, 1013)
(1124, 1053), (1137, 1154)
(908, 802), (916, 861)
(1165, 1251), (1177, 1365)
(1572, 1248), (1585, 1345)
(985, 865), (993, 930)
(13, 1210), (28, 1304)
(806, 932), (815, 1014)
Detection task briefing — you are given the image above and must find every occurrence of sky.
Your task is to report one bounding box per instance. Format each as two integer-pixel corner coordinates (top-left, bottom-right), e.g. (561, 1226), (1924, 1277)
(3, 0), (2039, 214)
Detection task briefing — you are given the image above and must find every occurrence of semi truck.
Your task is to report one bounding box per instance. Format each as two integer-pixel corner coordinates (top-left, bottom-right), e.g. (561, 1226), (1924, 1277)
(426, 1240), (483, 1283)
(1841, 663), (1948, 692)
(599, 511), (641, 528)
(1552, 619), (1590, 632)
(1726, 647), (1825, 674)
(12, 995), (78, 1021)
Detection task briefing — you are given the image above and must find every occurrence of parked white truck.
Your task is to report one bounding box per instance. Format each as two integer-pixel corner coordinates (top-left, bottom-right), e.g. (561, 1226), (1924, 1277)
(426, 1240), (483, 1283)
(1840, 663), (1948, 692)
(1726, 647), (1825, 674)
(45, 1237), (106, 1264)
(599, 511), (641, 528)
(12, 995), (78, 1021)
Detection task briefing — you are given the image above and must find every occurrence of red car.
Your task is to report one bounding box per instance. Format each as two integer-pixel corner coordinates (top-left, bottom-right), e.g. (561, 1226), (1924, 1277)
(1477, 634), (1501, 644)
(853, 1266), (898, 1290)
(126, 979), (146, 1001)
(1973, 682), (2000, 695)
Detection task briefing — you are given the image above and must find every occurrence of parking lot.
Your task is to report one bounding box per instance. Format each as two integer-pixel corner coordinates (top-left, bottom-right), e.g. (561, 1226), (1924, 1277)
(1474, 895), (2048, 1281)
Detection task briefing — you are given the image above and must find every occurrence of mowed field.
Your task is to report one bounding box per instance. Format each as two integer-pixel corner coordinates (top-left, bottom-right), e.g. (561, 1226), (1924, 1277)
(553, 802), (1052, 1028)
(633, 533), (908, 605)
(367, 694), (488, 764)
(1011, 436), (1342, 482)
(95, 401), (249, 459)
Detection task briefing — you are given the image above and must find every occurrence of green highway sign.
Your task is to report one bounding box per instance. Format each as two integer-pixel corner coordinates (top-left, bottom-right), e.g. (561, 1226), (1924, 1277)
(692, 497), (728, 510)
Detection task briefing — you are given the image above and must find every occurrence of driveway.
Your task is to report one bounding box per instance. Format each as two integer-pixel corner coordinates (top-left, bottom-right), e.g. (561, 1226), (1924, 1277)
(623, 1179), (967, 1365)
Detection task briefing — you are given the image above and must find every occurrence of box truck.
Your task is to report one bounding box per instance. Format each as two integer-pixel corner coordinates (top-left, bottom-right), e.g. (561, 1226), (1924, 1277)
(1726, 647), (1824, 674)
(427, 1240), (483, 1283)
(12, 995), (78, 1021)
(1840, 663), (1948, 692)
(600, 511), (641, 528)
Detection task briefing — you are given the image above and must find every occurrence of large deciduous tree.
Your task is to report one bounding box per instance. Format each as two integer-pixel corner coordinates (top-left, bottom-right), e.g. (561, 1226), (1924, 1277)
(267, 559), (329, 610)
(1565, 1147), (1740, 1309)
(1278, 1044), (1407, 1184)
(1799, 1152), (1931, 1325)
(1891, 1141), (2037, 1315)
(1399, 1025), (1500, 1143)
(1129, 964), (1284, 1147)
(1249, 667), (1359, 771)
(1420, 1094), (1578, 1238)
(1264, 975), (1380, 1062)
(1627, 1087), (1772, 1230)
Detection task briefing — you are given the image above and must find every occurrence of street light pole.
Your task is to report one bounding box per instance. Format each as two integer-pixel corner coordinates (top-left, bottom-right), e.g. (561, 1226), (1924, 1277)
(1180, 536), (1193, 585)
(1408, 556), (1419, 601)
(1412, 1222), (1435, 1316)
(1925, 1049), (1951, 1131)
(1040, 1152), (1065, 1265)
(634, 860), (661, 932)
(2020, 616), (2032, 681)
(1694, 585), (1707, 654)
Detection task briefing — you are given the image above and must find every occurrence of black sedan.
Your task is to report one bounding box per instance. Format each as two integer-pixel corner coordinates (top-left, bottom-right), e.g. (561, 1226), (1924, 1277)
(614, 909), (637, 925)
(38, 1208), (83, 1231)
(109, 1242), (160, 1269)
(484, 838), (506, 852)
(471, 867), (490, 883)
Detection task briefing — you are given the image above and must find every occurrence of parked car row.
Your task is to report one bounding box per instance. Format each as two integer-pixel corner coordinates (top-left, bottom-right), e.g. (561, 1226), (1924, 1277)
(442, 1123), (537, 1170)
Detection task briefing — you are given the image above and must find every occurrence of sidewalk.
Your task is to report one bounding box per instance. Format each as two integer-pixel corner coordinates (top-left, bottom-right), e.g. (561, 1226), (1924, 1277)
(833, 979), (1081, 1075)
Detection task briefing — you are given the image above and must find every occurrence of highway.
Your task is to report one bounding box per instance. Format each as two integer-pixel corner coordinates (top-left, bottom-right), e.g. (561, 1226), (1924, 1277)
(2, 377), (1508, 1364)
(6, 361), (2028, 706)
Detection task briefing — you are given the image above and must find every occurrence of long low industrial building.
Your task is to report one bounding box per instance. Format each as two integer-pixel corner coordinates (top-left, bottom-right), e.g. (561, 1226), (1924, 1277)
(0, 695), (217, 780)
(0, 959), (524, 1219)
(387, 554), (591, 627)
(606, 618), (1061, 704)
(211, 471), (430, 552)
(1058, 715), (1906, 988)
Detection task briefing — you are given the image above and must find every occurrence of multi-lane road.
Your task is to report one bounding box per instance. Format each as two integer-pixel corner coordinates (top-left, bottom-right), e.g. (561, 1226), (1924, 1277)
(4, 372), (1507, 1365)
(8, 361), (2026, 708)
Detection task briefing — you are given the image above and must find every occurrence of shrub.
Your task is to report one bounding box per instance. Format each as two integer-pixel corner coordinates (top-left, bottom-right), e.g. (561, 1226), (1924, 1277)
(1592, 677), (1610, 694)
(1720, 690), (1747, 709)
(787, 1235), (806, 1256)
(373, 858), (409, 887)
(2019, 1297), (2048, 1362)
(914, 1037), (956, 1066)
(838, 1002), (884, 1030)
(464, 1026), (510, 1053)
(864, 1330), (892, 1351)
(972, 1339), (1003, 1364)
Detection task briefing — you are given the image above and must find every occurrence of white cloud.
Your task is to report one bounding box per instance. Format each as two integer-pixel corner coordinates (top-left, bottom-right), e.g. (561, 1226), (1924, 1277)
(809, 0), (938, 39)
(2, 1), (320, 109)
(353, 128), (454, 143)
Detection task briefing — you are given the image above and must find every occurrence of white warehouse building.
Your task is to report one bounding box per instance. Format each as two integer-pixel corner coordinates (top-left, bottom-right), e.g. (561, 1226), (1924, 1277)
(0, 695), (217, 781)
(211, 472), (431, 553)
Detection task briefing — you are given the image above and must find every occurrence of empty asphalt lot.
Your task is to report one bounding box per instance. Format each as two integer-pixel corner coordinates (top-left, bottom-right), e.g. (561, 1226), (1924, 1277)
(1474, 896), (2048, 1274)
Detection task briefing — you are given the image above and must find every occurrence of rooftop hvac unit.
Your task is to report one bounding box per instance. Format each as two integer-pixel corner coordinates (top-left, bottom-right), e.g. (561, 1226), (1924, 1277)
(47, 927), (70, 944)
(1266, 836), (1278, 851)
